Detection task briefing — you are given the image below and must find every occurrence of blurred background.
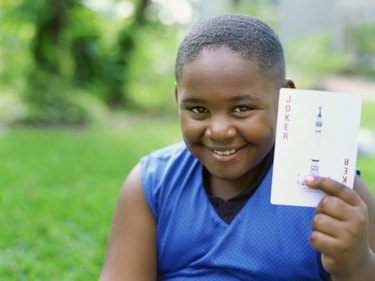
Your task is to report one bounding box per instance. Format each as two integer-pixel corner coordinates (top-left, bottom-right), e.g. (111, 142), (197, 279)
(1, 0), (374, 279)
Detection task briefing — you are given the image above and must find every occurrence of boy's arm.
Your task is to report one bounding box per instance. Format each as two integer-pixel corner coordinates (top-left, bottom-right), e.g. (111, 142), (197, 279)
(99, 164), (157, 281)
(304, 175), (375, 281)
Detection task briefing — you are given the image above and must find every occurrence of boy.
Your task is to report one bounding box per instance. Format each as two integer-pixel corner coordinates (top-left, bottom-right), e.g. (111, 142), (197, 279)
(100, 14), (375, 280)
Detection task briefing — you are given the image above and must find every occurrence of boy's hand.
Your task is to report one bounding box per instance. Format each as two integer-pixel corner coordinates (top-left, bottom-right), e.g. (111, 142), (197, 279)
(304, 175), (372, 278)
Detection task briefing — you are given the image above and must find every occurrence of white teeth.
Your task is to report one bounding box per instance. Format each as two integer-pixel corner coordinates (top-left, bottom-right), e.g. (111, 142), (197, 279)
(213, 149), (236, 156)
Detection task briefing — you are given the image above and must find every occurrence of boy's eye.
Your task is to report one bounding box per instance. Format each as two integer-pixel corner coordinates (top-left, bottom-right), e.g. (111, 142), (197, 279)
(233, 106), (252, 113)
(190, 107), (208, 114)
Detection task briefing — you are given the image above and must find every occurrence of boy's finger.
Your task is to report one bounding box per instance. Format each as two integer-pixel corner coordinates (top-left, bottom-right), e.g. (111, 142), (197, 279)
(312, 213), (344, 238)
(316, 196), (351, 221)
(310, 230), (338, 257)
(304, 175), (362, 206)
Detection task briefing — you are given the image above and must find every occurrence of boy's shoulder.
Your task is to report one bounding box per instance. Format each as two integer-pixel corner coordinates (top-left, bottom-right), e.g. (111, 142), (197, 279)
(143, 141), (188, 161)
(140, 141), (199, 178)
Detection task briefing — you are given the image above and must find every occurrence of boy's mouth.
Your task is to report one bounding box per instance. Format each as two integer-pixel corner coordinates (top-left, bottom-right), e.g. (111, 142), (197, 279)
(213, 149), (236, 156)
(207, 144), (246, 158)
(203, 145), (247, 163)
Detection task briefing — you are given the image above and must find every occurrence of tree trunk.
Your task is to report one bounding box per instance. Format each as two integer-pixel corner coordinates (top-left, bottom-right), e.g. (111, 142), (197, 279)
(32, 0), (75, 74)
(108, 0), (151, 107)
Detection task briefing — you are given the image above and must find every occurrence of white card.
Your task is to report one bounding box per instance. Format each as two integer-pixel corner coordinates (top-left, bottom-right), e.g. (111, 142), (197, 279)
(270, 88), (362, 207)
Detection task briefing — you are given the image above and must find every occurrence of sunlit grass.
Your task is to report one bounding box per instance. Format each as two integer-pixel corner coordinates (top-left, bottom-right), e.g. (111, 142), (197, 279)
(0, 115), (181, 280)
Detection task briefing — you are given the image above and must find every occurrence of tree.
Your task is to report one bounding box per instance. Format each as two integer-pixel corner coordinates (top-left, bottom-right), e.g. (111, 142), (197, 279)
(68, 0), (153, 107)
(110, 0), (151, 106)
(31, 0), (76, 75)
(23, 0), (78, 123)
(1, 0), (175, 123)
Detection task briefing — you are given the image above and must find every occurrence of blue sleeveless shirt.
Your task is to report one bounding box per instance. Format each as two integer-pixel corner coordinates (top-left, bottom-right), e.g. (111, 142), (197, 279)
(140, 142), (329, 281)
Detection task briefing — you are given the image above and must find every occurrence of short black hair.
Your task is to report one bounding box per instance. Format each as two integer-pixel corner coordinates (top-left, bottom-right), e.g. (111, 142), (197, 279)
(175, 14), (285, 86)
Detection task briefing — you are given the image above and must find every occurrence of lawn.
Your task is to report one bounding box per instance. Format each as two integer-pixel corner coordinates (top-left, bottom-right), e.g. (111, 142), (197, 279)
(0, 113), (181, 280)
(0, 103), (374, 280)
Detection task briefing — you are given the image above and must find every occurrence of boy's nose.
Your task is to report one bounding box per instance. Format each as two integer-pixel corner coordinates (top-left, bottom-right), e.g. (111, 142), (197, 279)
(205, 116), (236, 141)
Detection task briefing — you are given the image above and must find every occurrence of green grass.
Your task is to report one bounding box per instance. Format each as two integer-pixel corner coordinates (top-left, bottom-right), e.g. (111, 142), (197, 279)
(0, 114), (181, 280)
(0, 103), (374, 280)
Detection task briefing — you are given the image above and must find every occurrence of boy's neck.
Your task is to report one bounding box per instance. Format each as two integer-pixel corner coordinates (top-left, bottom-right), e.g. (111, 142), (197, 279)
(203, 146), (274, 201)
(207, 169), (261, 201)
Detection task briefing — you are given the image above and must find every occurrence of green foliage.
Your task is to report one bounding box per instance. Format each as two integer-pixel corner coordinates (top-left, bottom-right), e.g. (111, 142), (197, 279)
(127, 24), (179, 112)
(0, 0), (183, 122)
(229, 0), (279, 28)
(347, 23), (375, 78)
(2, 0), (372, 123)
(22, 70), (108, 125)
(1, 0), (182, 124)
(0, 1), (34, 92)
(0, 93), (27, 124)
(285, 34), (351, 88)
(0, 0), (108, 124)
(68, 4), (129, 105)
(349, 23), (375, 55)
(361, 100), (375, 132)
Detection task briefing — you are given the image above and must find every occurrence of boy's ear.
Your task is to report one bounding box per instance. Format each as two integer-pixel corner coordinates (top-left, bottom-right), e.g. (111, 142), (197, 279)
(283, 78), (296, 89)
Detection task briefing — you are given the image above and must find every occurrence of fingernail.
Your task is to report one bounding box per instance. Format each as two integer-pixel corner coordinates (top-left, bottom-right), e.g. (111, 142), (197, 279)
(304, 175), (314, 184)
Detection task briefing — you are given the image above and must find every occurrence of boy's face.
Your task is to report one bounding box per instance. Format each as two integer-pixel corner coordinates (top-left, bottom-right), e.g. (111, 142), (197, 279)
(176, 47), (282, 185)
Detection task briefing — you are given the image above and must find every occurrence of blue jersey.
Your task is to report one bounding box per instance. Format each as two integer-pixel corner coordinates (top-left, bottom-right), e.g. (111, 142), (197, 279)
(140, 142), (329, 281)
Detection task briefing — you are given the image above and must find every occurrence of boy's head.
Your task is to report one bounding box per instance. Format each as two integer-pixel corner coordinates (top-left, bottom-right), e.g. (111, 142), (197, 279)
(174, 14), (294, 195)
(175, 14), (286, 88)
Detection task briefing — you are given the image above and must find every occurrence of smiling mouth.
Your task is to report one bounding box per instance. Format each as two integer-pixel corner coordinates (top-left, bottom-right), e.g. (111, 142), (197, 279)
(213, 149), (236, 156)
